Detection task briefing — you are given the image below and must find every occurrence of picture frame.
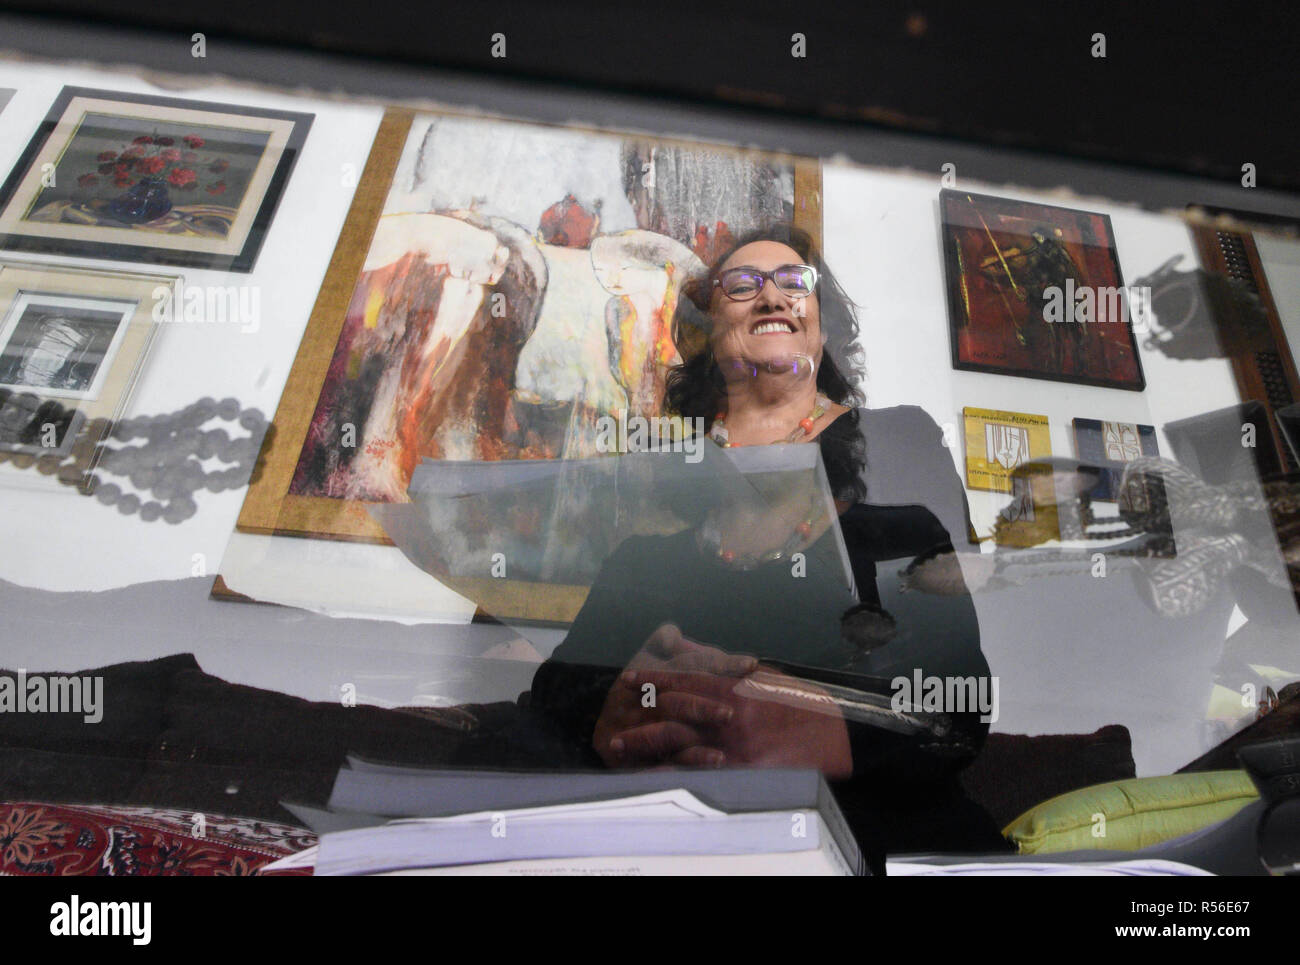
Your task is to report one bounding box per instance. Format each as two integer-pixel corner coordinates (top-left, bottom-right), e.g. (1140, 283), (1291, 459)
(0, 87), (313, 273)
(962, 407), (1058, 547)
(962, 406), (1053, 494)
(0, 260), (172, 481)
(940, 189), (1146, 390)
(220, 107), (822, 623)
(1071, 417), (1159, 501)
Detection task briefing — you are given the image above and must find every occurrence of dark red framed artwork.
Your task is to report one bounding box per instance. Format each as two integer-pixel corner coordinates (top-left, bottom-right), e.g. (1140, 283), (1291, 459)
(940, 189), (1146, 391)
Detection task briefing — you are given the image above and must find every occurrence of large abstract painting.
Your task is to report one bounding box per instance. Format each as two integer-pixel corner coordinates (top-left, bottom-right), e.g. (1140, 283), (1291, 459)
(225, 108), (820, 619)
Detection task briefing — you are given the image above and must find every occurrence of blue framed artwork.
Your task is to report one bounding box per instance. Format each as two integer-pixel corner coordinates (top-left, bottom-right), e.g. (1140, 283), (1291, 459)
(1072, 417), (1159, 501)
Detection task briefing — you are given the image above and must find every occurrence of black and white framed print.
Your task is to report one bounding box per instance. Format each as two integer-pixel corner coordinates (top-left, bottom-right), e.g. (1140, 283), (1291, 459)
(0, 261), (172, 467)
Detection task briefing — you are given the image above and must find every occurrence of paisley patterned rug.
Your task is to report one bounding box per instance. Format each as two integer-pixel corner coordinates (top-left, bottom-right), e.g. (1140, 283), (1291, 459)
(0, 802), (315, 876)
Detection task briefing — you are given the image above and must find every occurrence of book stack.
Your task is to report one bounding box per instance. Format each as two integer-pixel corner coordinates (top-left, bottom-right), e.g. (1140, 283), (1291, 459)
(266, 762), (866, 876)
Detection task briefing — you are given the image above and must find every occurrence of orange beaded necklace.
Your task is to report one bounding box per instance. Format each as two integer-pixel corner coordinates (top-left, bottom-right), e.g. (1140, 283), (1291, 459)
(708, 393), (832, 448)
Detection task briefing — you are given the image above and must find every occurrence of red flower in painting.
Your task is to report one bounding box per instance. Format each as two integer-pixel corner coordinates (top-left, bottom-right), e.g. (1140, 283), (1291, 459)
(81, 132), (233, 196)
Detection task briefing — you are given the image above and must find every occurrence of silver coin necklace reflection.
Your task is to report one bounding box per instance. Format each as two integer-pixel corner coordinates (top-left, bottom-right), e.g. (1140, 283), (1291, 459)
(0, 392), (268, 523)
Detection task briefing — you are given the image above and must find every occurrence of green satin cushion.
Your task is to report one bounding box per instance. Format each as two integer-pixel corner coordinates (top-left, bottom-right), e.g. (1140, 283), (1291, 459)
(1004, 770), (1259, 854)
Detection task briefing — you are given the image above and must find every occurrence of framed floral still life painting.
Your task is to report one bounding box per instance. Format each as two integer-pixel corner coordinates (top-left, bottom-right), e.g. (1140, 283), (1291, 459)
(0, 261), (170, 491)
(940, 189), (1146, 391)
(0, 87), (313, 272)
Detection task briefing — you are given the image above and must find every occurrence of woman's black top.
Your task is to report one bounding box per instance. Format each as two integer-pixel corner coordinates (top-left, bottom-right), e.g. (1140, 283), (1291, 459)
(526, 406), (1009, 862)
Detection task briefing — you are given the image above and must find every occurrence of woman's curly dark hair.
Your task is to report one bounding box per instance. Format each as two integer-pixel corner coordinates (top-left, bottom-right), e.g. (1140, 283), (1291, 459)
(664, 223), (868, 502)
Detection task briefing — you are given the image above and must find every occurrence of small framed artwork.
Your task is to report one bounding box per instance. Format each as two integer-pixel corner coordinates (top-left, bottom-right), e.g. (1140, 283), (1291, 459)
(940, 189), (1146, 390)
(1072, 418), (1159, 500)
(0, 87), (312, 272)
(0, 261), (171, 477)
(962, 406), (1052, 493)
(961, 407), (1058, 547)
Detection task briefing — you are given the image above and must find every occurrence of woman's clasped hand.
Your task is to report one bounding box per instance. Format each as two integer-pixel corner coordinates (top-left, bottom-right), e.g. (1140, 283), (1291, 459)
(592, 623), (854, 779)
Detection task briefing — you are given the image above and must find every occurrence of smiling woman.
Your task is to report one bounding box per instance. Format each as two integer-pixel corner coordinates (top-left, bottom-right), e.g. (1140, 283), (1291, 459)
(667, 225), (865, 457)
(524, 223), (1009, 869)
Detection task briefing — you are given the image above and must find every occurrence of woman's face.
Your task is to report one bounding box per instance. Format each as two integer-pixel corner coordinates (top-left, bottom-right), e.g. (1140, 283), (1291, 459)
(707, 241), (823, 377)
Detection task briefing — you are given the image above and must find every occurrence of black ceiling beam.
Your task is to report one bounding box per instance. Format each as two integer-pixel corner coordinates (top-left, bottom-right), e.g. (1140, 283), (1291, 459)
(2, 1), (1297, 194)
